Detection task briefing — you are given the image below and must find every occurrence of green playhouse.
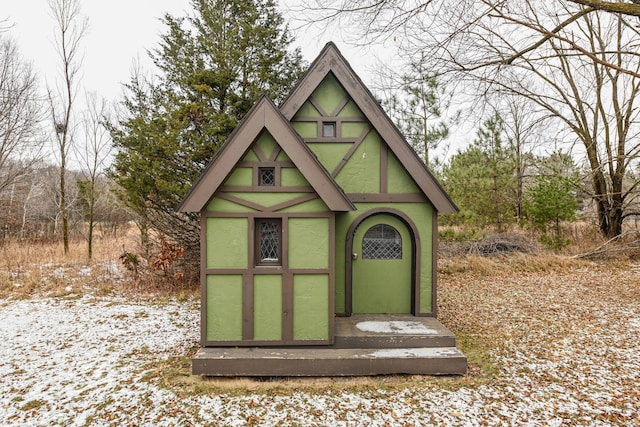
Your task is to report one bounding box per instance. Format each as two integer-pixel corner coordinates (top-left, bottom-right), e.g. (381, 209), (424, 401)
(178, 43), (467, 376)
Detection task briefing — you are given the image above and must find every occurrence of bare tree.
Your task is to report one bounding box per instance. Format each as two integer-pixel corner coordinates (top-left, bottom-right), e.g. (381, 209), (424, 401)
(488, 95), (547, 224)
(76, 92), (112, 258)
(0, 36), (44, 198)
(305, 1), (640, 238)
(47, 0), (87, 254)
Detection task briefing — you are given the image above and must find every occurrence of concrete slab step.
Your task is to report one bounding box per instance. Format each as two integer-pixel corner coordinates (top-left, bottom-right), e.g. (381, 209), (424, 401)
(192, 346), (467, 377)
(334, 315), (457, 349)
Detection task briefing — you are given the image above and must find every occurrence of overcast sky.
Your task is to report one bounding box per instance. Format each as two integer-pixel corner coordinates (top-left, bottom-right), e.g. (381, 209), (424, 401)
(2, 1), (393, 103)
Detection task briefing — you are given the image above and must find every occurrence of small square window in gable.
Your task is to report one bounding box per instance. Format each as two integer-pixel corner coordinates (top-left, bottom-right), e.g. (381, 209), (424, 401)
(259, 167), (275, 186)
(322, 122), (336, 138)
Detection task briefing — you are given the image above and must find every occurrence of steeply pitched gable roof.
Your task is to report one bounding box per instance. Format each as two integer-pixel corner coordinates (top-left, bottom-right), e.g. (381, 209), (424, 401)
(178, 95), (355, 213)
(280, 42), (458, 213)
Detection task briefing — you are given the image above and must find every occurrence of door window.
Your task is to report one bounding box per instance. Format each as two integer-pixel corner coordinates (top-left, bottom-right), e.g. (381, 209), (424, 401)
(362, 224), (402, 259)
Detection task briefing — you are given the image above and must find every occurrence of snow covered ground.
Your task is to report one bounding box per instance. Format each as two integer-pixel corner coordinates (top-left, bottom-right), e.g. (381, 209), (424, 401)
(1, 263), (639, 426)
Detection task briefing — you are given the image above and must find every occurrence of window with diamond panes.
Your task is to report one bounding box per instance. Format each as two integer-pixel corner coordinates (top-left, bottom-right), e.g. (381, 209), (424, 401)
(256, 219), (281, 265)
(259, 167), (275, 186)
(362, 224), (402, 259)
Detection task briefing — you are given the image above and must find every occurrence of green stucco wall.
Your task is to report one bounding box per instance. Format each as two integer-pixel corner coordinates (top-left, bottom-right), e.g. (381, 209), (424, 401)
(306, 143), (351, 173)
(337, 100), (363, 117)
(387, 152), (421, 194)
(253, 275), (283, 341)
(255, 131), (278, 159)
(311, 73), (346, 115)
(336, 131), (382, 193)
(289, 218), (329, 269)
(281, 168), (309, 187)
(293, 274), (329, 340)
(206, 275), (243, 341)
(224, 167), (252, 186)
(206, 218), (248, 269)
(291, 121), (317, 138)
(341, 122), (368, 138)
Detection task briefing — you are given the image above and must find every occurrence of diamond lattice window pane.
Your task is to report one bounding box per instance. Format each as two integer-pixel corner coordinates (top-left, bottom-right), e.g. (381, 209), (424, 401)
(362, 224), (402, 259)
(260, 221), (280, 262)
(259, 168), (275, 186)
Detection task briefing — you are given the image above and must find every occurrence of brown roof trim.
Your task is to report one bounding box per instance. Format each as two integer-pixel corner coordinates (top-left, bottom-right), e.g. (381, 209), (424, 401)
(280, 42), (458, 213)
(178, 95), (355, 212)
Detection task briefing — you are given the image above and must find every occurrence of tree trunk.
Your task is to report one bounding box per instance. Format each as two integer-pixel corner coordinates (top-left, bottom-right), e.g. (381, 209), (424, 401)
(60, 159), (69, 254)
(596, 196), (623, 239)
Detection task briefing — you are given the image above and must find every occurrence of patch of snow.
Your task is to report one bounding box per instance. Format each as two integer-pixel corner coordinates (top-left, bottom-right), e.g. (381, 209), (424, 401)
(99, 260), (124, 281)
(78, 267), (92, 276)
(356, 320), (438, 335)
(0, 296), (199, 426)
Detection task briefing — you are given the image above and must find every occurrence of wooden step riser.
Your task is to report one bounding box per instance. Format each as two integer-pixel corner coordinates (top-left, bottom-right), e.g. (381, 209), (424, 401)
(192, 347), (467, 376)
(333, 334), (456, 349)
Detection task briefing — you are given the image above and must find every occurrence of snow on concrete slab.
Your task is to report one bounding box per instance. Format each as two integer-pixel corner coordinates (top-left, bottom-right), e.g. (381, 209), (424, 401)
(368, 347), (463, 358)
(355, 320), (439, 335)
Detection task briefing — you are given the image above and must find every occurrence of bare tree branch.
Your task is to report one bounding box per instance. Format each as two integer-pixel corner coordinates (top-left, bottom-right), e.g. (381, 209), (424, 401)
(567, 0), (640, 16)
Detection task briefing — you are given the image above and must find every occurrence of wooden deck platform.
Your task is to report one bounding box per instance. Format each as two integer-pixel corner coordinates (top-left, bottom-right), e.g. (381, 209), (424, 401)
(192, 315), (467, 376)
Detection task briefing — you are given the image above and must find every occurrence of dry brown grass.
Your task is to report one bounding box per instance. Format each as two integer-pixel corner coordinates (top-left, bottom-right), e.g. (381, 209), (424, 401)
(438, 253), (640, 391)
(0, 230), (198, 300)
(0, 236), (123, 298)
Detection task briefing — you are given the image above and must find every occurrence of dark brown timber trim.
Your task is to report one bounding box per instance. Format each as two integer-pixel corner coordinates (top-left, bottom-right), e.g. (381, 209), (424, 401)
(309, 96), (329, 116)
(269, 146), (282, 161)
(293, 116), (367, 123)
(200, 214), (208, 345)
(252, 145), (268, 162)
(221, 186), (315, 193)
(216, 193), (266, 212)
(271, 194), (318, 212)
(331, 96), (351, 116)
(328, 213), (336, 344)
(331, 126), (371, 177)
(282, 272), (294, 341)
(431, 214), (438, 318)
(206, 268), (331, 275)
(347, 193), (427, 203)
(203, 339), (331, 347)
(202, 212), (334, 219)
(238, 161), (295, 168)
(242, 273), (254, 340)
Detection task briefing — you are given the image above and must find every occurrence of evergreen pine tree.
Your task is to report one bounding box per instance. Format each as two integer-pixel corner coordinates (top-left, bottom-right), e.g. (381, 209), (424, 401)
(109, 0), (304, 255)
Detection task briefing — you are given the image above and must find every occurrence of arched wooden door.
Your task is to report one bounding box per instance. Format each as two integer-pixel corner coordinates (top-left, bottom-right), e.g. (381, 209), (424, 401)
(350, 214), (414, 314)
